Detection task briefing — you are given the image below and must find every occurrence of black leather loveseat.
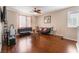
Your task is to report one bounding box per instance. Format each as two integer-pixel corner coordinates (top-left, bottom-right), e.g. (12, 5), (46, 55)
(18, 27), (32, 36)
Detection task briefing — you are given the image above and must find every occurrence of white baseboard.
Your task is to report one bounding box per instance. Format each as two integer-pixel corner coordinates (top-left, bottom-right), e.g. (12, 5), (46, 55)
(63, 36), (77, 41)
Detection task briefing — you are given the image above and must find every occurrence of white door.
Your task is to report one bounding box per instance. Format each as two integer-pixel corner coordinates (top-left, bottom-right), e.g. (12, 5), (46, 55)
(77, 27), (79, 52)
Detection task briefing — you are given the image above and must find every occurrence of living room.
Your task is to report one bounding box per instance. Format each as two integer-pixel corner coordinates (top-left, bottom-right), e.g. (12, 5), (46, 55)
(0, 6), (79, 53)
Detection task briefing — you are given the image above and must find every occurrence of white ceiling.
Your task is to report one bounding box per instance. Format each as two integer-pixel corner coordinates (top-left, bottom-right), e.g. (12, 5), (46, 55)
(7, 6), (70, 16)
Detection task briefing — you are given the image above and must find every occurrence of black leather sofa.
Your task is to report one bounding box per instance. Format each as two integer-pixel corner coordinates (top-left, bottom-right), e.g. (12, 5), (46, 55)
(18, 27), (32, 36)
(37, 27), (53, 35)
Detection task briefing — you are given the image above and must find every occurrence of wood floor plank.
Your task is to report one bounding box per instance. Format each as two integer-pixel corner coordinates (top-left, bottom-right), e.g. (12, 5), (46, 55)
(2, 34), (77, 53)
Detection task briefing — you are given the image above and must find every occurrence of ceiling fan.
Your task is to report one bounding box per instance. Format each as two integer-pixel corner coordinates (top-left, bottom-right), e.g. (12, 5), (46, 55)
(33, 8), (42, 14)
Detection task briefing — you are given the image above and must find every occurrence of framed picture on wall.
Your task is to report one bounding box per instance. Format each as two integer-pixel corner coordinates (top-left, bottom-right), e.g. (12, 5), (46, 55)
(44, 16), (51, 23)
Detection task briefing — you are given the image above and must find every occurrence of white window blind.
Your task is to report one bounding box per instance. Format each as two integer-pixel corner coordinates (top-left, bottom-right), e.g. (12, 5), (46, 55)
(19, 15), (31, 28)
(19, 15), (27, 28)
(26, 16), (31, 27)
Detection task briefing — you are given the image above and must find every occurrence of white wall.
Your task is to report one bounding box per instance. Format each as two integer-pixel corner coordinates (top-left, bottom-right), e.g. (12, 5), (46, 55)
(37, 7), (78, 41)
(7, 10), (18, 30)
(6, 7), (77, 41)
(7, 10), (37, 30)
(31, 16), (38, 29)
(37, 16), (52, 27)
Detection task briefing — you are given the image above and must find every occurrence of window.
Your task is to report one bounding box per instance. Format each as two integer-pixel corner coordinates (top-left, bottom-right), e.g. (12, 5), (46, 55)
(68, 11), (79, 28)
(19, 15), (27, 28)
(18, 15), (31, 28)
(26, 16), (32, 27)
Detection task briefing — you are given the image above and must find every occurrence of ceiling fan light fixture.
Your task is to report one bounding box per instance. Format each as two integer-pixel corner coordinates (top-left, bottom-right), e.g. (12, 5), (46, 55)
(33, 12), (42, 16)
(33, 12), (38, 15)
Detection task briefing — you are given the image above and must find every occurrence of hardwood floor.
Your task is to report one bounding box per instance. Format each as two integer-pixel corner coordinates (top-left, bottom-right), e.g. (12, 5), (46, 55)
(2, 34), (77, 53)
